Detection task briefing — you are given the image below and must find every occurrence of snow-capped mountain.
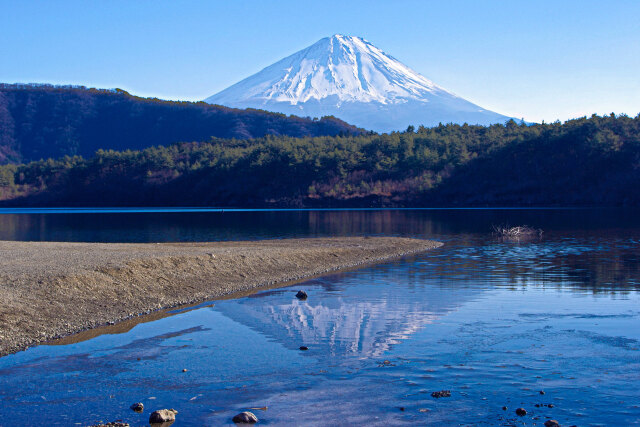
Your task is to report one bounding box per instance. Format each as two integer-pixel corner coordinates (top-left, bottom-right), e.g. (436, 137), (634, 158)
(205, 35), (513, 132)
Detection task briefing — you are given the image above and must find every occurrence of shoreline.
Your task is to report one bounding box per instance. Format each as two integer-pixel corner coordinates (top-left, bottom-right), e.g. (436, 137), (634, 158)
(0, 237), (442, 357)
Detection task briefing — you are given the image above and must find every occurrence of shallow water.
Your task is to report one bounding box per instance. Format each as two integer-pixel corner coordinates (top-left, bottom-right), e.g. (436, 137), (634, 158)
(0, 209), (639, 426)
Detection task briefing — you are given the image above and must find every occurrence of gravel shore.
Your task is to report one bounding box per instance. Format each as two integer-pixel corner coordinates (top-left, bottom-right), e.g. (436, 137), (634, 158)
(0, 237), (441, 356)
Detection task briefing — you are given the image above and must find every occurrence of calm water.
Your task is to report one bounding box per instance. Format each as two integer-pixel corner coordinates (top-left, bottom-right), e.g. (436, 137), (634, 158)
(0, 209), (639, 426)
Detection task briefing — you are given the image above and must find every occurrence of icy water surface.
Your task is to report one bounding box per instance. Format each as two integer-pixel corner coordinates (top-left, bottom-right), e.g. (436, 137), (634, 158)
(0, 209), (639, 426)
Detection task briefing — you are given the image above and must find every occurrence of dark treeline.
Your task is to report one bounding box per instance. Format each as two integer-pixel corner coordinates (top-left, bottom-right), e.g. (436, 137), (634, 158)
(0, 84), (362, 164)
(0, 114), (638, 207)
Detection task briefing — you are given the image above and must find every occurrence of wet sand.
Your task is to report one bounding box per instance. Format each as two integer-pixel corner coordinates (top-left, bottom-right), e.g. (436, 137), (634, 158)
(0, 237), (441, 356)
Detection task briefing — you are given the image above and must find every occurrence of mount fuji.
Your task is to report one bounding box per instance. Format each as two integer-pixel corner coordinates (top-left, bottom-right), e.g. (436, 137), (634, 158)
(205, 35), (513, 132)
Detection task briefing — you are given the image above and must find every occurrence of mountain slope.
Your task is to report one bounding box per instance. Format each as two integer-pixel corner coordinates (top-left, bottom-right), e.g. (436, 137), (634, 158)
(205, 35), (512, 132)
(0, 84), (361, 164)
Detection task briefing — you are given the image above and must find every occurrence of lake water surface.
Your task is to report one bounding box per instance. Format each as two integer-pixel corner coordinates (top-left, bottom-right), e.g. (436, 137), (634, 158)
(0, 209), (639, 426)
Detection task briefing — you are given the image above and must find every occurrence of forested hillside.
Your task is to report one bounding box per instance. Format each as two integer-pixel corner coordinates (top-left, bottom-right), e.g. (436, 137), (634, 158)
(0, 114), (638, 207)
(0, 84), (362, 164)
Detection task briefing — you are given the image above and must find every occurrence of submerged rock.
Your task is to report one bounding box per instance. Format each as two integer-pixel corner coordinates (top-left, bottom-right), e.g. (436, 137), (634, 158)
(544, 421), (560, 427)
(149, 409), (178, 424)
(295, 290), (308, 300)
(515, 407), (527, 416)
(431, 390), (451, 398)
(130, 402), (144, 412)
(493, 225), (543, 241)
(232, 411), (258, 423)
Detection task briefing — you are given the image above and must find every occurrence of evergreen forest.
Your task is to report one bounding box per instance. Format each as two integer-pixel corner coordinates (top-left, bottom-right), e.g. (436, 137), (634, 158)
(1, 113), (638, 207)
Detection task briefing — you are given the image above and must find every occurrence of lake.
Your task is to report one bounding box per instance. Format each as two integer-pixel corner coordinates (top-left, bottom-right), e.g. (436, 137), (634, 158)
(0, 208), (639, 426)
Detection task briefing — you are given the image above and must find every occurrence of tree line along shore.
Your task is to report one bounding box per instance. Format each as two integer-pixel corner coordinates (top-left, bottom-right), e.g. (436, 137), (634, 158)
(1, 113), (638, 207)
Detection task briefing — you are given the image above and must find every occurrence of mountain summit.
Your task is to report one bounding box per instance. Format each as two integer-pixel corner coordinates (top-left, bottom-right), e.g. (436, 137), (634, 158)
(205, 35), (512, 132)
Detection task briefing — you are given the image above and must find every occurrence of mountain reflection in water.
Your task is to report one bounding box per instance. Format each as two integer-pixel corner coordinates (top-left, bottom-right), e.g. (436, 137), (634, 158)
(0, 208), (639, 425)
(216, 270), (480, 358)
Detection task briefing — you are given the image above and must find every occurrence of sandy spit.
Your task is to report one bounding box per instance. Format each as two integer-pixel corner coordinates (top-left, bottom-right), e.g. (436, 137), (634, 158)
(0, 237), (441, 356)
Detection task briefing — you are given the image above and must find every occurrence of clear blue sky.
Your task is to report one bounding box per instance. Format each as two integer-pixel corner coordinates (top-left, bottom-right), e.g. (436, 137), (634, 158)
(1, 0), (638, 123)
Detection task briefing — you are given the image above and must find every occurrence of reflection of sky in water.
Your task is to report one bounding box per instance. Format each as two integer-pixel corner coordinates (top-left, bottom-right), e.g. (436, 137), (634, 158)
(0, 209), (639, 425)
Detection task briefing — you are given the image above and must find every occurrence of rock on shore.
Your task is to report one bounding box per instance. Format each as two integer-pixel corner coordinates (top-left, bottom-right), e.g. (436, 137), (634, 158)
(149, 409), (178, 424)
(232, 411), (258, 423)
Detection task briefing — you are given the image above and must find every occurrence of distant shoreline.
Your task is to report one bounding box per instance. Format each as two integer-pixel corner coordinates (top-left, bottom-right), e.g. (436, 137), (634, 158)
(0, 237), (441, 357)
(0, 206), (611, 213)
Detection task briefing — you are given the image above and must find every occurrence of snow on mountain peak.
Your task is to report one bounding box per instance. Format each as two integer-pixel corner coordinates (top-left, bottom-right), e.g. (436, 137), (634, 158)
(205, 35), (512, 132)
(210, 34), (448, 106)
